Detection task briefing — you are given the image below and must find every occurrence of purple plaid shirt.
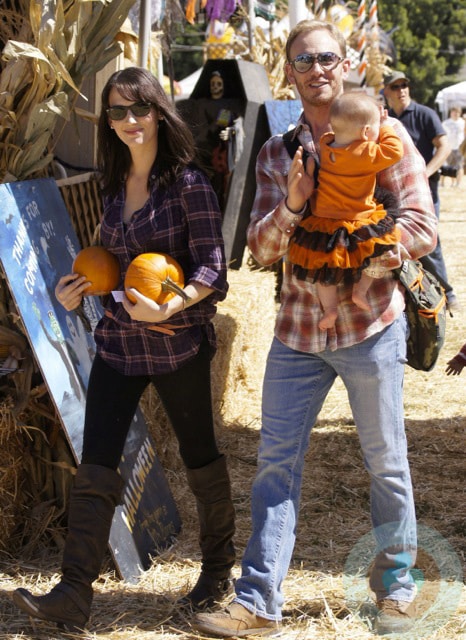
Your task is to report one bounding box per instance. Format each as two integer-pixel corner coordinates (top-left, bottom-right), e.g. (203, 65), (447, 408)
(247, 115), (437, 353)
(94, 166), (228, 375)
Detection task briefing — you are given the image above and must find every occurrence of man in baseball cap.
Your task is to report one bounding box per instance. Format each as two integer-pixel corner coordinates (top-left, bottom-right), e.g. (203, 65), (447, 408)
(383, 69), (459, 312)
(383, 70), (409, 87)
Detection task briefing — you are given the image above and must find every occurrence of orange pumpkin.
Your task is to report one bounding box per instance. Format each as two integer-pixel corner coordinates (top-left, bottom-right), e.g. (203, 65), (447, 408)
(124, 253), (190, 304)
(72, 246), (120, 296)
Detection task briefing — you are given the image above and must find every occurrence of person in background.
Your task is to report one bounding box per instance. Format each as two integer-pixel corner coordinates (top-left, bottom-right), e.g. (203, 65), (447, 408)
(193, 19), (436, 638)
(289, 91), (402, 329)
(445, 342), (466, 375)
(12, 66), (235, 632)
(461, 114), (466, 170)
(383, 71), (459, 313)
(440, 105), (465, 188)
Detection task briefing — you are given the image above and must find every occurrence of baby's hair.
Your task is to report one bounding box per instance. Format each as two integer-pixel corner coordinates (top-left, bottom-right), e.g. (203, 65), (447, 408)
(330, 92), (380, 129)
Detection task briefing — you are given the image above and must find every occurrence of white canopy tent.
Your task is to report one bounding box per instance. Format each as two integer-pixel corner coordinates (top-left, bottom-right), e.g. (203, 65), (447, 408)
(435, 81), (466, 119)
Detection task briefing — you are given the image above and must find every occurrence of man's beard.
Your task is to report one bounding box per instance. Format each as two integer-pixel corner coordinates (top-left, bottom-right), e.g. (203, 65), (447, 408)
(298, 80), (341, 108)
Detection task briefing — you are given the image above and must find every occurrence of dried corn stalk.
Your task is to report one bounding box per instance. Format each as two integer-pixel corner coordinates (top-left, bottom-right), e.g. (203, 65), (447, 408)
(251, 25), (295, 100)
(0, 0), (137, 182)
(0, 0), (138, 550)
(365, 40), (391, 90)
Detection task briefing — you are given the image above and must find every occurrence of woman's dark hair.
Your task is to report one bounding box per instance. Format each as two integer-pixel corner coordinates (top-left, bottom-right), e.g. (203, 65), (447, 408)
(97, 67), (195, 196)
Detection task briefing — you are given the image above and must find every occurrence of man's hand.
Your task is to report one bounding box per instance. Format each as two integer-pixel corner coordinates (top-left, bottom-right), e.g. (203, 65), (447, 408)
(286, 146), (315, 213)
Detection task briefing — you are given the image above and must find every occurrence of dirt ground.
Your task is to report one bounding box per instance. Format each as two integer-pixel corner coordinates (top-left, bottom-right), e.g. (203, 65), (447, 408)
(0, 185), (464, 639)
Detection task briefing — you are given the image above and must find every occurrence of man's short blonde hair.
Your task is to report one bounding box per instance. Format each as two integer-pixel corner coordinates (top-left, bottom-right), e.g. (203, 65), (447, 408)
(286, 19), (347, 62)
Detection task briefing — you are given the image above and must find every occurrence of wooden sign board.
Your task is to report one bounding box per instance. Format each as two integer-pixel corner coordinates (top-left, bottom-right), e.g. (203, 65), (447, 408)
(0, 178), (181, 583)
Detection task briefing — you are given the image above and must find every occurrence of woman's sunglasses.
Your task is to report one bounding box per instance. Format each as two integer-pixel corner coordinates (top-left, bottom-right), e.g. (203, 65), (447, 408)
(106, 102), (152, 121)
(290, 52), (344, 73)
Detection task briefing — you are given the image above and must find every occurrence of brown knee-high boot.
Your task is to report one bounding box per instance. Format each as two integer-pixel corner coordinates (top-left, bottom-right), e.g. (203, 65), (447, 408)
(13, 464), (124, 631)
(181, 454), (236, 610)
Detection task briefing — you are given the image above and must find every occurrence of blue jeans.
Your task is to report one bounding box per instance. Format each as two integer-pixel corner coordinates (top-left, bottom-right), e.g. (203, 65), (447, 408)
(234, 317), (417, 621)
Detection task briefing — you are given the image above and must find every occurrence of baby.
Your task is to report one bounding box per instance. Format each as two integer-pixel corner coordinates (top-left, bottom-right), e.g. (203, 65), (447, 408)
(289, 92), (403, 330)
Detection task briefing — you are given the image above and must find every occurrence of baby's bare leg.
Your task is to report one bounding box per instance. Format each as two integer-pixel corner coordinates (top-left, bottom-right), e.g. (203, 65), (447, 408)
(317, 282), (338, 330)
(352, 272), (373, 311)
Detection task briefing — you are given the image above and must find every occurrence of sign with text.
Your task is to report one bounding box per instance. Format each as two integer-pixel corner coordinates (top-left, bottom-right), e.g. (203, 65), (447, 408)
(0, 178), (181, 582)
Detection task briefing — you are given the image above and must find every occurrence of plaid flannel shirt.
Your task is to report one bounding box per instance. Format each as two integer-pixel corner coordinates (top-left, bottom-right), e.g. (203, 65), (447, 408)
(94, 166), (228, 375)
(247, 115), (437, 353)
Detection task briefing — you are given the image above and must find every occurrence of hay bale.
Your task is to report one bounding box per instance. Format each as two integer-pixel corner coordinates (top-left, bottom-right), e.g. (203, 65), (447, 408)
(0, 398), (23, 545)
(212, 266), (277, 428)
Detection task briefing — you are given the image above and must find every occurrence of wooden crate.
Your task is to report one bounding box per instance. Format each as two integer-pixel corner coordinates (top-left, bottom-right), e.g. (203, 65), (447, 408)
(57, 172), (102, 248)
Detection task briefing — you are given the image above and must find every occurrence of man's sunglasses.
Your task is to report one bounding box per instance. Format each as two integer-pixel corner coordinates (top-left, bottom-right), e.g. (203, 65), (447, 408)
(290, 52), (344, 73)
(106, 102), (152, 121)
(388, 82), (409, 91)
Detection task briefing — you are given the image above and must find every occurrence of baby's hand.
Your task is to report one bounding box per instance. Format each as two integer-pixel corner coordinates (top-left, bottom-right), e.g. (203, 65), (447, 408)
(379, 105), (388, 123)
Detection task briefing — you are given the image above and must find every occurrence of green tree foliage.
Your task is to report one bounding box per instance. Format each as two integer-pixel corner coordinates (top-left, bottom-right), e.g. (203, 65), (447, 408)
(171, 23), (205, 80)
(379, 0), (466, 106)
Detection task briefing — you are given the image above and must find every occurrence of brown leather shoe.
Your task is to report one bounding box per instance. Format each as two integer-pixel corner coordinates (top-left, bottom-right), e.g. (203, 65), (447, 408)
(192, 602), (279, 637)
(375, 598), (416, 635)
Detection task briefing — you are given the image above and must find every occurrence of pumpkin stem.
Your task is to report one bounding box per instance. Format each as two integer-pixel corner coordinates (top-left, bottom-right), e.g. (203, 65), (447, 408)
(162, 277), (191, 301)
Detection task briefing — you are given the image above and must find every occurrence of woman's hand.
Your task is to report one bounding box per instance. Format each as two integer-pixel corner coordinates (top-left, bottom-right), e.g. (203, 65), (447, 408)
(286, 146), (314, 213)
(55, 273), (90, 311)
(121, 288), (172, 323)
(121, 281), (213, 324)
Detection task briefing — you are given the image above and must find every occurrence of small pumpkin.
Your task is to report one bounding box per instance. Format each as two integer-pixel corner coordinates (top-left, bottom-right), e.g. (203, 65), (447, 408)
(72, 246), (120, 296)
(124, 252), (190, 304)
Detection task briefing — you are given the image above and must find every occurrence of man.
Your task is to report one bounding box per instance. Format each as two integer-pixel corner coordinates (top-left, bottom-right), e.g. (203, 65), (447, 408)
(193, 19), (436, 638)
(441, 105), (465, 188)
(383, 71), (458, 311)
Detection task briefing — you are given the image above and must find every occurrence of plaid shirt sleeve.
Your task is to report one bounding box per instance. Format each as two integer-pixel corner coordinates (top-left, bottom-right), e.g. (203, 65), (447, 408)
(247, 135), (306, 266)
(181, 170), (228, 300)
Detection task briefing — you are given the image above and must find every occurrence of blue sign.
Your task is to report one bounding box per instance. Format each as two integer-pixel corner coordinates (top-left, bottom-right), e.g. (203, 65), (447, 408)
(264, 99), (303, 136)
(0, 178), (181, 582)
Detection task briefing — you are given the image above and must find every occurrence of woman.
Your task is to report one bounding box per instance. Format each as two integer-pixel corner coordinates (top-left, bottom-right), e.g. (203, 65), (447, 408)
(12, 67), (235, 631)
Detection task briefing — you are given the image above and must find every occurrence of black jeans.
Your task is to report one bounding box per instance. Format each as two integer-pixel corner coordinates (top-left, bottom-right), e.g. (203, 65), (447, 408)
(82, 339), (220, 470)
